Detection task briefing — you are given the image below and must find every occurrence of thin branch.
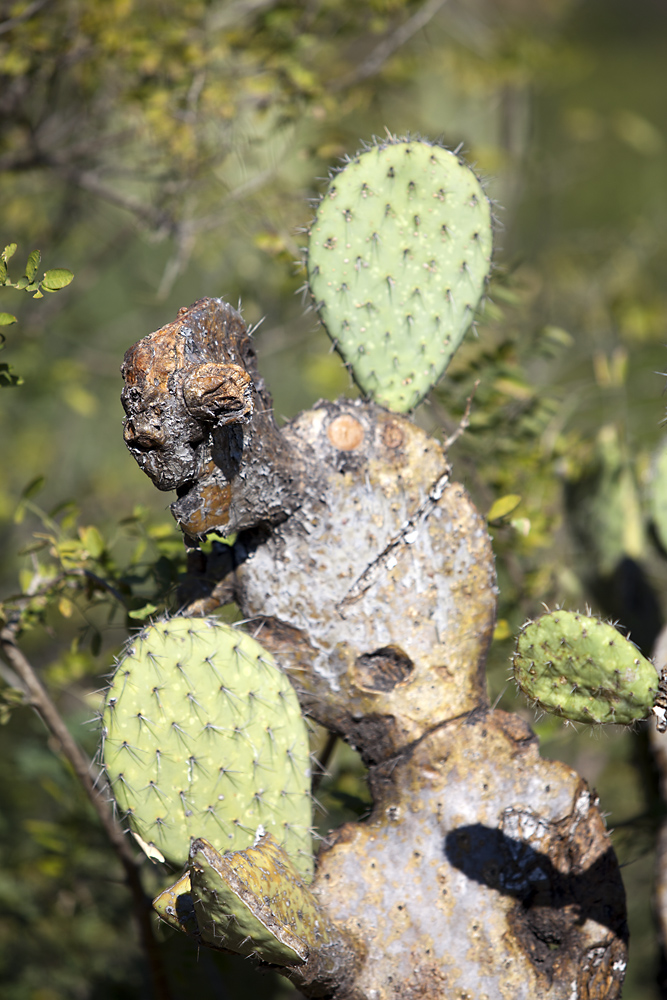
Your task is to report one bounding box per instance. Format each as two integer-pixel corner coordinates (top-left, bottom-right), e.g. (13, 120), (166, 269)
(0, 624), (173, 1000)
(0, 0), (52, 36)
(333, 0), (449, 91)
(47, 160), (173, 234)
(445, 378), (480, 449)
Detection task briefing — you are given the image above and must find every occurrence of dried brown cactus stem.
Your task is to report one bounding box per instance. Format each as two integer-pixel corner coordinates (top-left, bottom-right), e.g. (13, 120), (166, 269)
(120, 297), (319, 540)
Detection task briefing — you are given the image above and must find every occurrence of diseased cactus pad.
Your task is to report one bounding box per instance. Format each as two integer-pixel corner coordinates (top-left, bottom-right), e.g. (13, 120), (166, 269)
(101, 617), (313, 876)
(513, 610), (659, 725)
(307, 137), (492, 412)
(188, 833), (330, 963)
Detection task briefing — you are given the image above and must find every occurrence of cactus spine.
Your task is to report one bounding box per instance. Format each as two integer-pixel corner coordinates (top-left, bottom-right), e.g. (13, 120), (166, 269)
(101, 617), (313, 877)
(307, 136), (493, 413)
(513, 609), (666, 727)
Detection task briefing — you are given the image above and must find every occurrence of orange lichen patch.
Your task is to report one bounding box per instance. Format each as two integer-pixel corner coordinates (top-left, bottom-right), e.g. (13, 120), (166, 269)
(179, 483), (232, 536)
(327, 414), (365, 451)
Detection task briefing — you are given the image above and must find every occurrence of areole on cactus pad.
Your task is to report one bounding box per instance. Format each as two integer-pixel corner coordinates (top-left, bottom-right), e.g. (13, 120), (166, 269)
(513, 609), (667, 730)
(307, 135), (493, 413)
(101, 617), (313, 878)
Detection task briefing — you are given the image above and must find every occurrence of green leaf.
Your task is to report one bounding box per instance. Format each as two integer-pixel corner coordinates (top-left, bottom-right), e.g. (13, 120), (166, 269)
(2, 244), (17, 263)
(128, 603), (159, 619)
(41, 269), (74, 292)
(79, 525), (105, 560)
(24, 249), (41, 282)
(0, 260), (7, 284)
(21, 476), (46, 501)
(0, 363), (23, 388)
(15, 276), (29, 290)
(0, 313), (17, 326)
(488, 494), (522, 524)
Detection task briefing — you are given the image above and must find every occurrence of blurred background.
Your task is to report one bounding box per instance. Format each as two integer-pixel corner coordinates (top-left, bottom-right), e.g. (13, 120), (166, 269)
(1, 0), (667, 996)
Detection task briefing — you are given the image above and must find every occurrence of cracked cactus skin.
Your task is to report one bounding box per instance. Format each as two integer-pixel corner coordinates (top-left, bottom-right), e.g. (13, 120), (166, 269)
(513, 610), (658, 725)
(101, 617), (313, 877)
(307, 137), (492, 412)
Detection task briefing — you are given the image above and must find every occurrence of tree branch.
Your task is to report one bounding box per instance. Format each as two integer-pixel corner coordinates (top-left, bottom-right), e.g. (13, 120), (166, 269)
(0, 624), (173, 1000)
(333, 0), (449, 91)
(0, 0), (53, 36)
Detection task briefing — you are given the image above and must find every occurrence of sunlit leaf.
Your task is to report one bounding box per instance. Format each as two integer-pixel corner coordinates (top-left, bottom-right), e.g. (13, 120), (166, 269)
(41, 268), (74, 291)
(24, 249), (41, 282)
(2, 243), (17, 263)
(79, 525), (105, 560)
(58, 596), (74, 618)
(492, 619), (512, 641)
(488, 494), (522, 524)
(0, 313), (17, 325)
(128, 603), (159, 619)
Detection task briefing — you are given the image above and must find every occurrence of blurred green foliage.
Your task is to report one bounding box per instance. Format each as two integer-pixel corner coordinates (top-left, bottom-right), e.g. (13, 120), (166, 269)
(1, 0), (667, 997)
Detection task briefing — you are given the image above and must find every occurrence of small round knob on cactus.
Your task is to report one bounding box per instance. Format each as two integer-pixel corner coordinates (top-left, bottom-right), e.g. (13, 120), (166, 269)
(307, 135), (493, 413)
(101, 617), (313, 877)
(513, 609), (667, 729)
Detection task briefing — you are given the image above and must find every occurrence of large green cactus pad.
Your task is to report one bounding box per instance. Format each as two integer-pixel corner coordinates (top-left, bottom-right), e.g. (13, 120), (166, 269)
(101, 617), (313, 876)
(513, 610), (658, 725)
(307, 137), (492, 412)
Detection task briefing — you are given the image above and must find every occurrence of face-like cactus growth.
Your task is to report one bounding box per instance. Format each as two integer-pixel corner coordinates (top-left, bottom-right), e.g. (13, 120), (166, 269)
(513, 609), (663, 727)
(101, 617), (313, 877)
(307, 136), (493, 413)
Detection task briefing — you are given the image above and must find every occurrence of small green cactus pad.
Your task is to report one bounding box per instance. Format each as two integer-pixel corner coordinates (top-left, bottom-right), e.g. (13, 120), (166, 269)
(307, 137), (492, 412)
(101, 617), (313, 876)
(513, 610), (659, 725)
(186, 833), (330, 964)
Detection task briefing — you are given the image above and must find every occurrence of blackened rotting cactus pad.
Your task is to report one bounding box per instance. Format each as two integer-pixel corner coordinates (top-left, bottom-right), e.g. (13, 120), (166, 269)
(101, 617), (313, 878)
(513, 609), (659, 726)
(307, 136), (493, 413)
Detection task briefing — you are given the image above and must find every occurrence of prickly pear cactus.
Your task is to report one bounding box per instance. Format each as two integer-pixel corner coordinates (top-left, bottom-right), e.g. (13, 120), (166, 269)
(101, 617), (313, 877)
(307, 136), (492, 412)
(513, 609), (660, 726)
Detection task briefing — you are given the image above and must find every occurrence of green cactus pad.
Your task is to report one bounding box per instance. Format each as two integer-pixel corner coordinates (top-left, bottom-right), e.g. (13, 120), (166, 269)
(179, 833), (332, 964)
(513, 610), (658, 725)
(307, 137), (492, 412)
(101, 617), (313, 877)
